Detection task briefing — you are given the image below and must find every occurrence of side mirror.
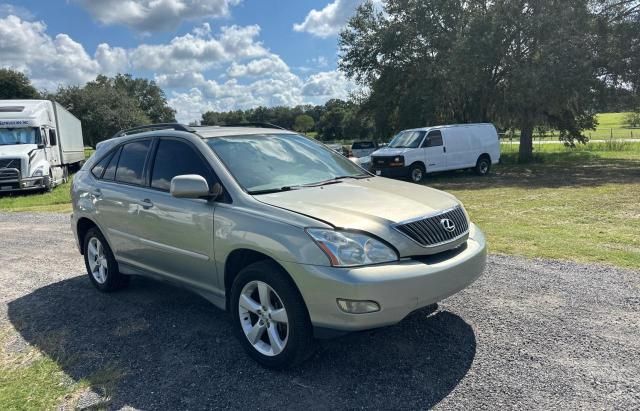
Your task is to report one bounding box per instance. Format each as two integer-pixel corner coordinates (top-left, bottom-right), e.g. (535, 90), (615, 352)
(170, 175), (210, 199)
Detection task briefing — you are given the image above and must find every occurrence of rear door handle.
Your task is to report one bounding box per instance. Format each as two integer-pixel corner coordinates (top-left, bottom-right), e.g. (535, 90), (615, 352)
(443, 146), (447, 153)
(139, 199), (154, 209)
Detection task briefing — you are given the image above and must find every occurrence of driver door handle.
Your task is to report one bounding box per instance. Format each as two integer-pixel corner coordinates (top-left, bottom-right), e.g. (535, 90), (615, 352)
(139, 199), (154, 209)
(443, 146), (447, 153)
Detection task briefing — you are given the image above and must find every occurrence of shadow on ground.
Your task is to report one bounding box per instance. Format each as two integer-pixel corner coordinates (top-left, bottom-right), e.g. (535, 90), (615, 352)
(423, 155), (640, 190)
(8, 275), (476, 410)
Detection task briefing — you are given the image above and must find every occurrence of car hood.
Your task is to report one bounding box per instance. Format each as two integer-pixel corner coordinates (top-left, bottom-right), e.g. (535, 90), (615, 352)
(254, 177), (460, 228)
(0, 144), (38, 158)
(371, 147), (413, 157)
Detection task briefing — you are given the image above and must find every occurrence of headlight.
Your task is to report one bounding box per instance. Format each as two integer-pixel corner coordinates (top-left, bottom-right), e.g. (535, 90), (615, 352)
(32, 166), (44, 177)
(306, 229), (398, 267)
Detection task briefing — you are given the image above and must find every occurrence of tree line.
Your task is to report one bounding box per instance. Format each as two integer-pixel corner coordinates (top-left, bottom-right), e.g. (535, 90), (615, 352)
(200, 99), (375, 141)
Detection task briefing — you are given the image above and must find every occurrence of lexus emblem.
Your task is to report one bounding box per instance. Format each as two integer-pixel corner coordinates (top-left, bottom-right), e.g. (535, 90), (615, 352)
(440, 218), (456, 233)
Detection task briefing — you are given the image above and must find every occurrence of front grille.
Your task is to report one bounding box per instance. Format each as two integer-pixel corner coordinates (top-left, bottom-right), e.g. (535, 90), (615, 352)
(394, 206), (469, 247)
(0, 158), (21, 169)
(0, 168), (19, 181)
(371, 156), (403, 168)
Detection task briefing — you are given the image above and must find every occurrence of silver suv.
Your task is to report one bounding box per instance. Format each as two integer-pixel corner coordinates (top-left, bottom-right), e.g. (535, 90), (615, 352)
(71, 124), (487, 368)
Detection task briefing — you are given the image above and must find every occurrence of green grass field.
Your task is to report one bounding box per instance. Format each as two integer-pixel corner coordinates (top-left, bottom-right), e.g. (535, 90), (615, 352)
(426, 142), (640, 270)
(508, 112), (640, 141)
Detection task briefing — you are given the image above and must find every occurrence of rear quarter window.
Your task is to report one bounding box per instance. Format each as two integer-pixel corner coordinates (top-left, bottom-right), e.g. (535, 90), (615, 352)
(115, 140), (151, 185)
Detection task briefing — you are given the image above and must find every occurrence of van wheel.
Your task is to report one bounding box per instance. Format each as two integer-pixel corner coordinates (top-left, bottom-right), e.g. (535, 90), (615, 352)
(230, 261), (314, 369)
(83, 227), (129, 292)
(409, 164), (425, 183)
(475, 156), (491, 176)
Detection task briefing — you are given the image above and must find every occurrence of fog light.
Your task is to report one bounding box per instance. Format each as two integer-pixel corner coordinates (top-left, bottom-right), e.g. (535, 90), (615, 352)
(337, 299), (380, 314)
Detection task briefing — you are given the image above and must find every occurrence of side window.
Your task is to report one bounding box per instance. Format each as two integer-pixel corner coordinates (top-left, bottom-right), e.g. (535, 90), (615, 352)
(102, 146), (121, 180)
(423, 130), (443, 147)
(91, 151), (114, 179)
(115, 140), (151, 185)
(151, 139), (215, 191)
(49, 129), (57, 146)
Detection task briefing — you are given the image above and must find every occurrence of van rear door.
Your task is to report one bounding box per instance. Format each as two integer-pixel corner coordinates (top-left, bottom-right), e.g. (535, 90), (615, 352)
(421, 130), (446, 172)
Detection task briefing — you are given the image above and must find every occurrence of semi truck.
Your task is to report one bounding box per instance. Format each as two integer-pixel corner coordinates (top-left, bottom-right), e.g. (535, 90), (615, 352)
(0, 100), (85, 192)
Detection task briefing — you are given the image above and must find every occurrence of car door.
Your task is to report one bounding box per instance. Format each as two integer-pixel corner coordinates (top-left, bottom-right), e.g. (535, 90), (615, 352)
(133, 137), (218, 291)
(91, 139), (154, 264)
(421, 130), (446, 171)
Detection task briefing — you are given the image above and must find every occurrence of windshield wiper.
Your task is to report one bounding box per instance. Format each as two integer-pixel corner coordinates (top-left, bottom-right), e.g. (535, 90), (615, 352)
(247, 186), (302, 195)
(305, 174), (369, 187)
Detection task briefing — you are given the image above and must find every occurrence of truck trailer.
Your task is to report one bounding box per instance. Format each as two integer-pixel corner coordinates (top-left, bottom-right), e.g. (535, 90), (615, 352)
(0, 100), (85, 192)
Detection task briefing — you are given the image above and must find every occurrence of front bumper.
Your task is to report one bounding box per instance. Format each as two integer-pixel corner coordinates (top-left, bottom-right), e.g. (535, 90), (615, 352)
(0, 170), (46, 191)
(281, 224), (486, 333)
(372, 165), (410, 178)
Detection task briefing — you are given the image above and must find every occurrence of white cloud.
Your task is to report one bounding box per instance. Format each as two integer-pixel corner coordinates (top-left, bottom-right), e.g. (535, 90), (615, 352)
(226, 55), (290, 78)
(0, 3), (34, 19)
(0, 15), (126, 89)
(293, 0), (362, 38)
(130, 24), (268, 73)
(302, 70), (355, 98)
(73, 0), (242, 32)
(0, 11), (359, 124)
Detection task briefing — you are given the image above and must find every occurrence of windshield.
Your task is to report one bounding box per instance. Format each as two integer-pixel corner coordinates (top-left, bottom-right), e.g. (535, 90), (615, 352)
(0, 128), (40, 145)
(206, 133), (369, 193)
(388, 130), (426, 149)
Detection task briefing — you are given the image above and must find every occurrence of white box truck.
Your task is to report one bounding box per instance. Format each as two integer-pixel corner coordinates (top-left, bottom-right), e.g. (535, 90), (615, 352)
(0, 100), (85, 192)
(370, 123), (501, 183)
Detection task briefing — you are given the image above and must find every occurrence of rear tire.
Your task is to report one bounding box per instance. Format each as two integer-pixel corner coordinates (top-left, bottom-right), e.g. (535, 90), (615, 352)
(475, 155), (491, 176)
(409, 163), (425, 183)
(230, 260), (314, 369)
(83, 227), (129, 292)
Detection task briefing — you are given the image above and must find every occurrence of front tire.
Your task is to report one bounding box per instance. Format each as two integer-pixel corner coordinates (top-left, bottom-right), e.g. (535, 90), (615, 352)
(409, 163), (425, 183)
(230, 261), (314, 369)
(83, 227), (129, 292)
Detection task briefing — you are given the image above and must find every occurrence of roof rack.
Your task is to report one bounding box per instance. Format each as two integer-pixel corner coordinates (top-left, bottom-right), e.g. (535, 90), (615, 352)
(220, 122), (286, 130)
(113, 123), (194, 137)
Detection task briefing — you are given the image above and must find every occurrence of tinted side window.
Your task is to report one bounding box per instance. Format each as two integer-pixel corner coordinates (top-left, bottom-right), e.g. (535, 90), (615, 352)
(91, 151), (114, 179)
(151, 139), (214, 191)
(102, 147), (121, 180)
(115, 140), (151, 185)
(423, 130), (443, 147)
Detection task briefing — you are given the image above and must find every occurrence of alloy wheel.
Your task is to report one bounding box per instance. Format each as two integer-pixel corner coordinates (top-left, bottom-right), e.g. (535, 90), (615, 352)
(238, 281), (289, 356)
(87, 237), (108, 284)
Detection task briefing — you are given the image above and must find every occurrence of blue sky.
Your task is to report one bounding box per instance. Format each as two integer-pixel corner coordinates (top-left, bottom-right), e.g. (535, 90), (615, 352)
(0, 0), (367, 122)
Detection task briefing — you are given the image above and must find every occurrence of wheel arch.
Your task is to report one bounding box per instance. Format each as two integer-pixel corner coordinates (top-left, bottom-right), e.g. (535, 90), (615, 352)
(76, 217), (99, 255)
(223, 248), (305, 312)
(409, 160), (426, 170)
(478, 153), (491, 162)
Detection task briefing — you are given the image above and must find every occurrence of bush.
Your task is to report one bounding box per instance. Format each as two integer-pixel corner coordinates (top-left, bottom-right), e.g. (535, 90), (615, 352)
(625, 111), (640, 128)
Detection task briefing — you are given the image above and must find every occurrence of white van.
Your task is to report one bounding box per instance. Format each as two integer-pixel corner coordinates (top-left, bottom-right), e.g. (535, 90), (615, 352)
(370, 123), (500, 183)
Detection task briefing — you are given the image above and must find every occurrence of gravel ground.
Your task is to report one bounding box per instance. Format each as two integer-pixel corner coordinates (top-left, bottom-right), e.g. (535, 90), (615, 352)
(0, 212), (639, 410)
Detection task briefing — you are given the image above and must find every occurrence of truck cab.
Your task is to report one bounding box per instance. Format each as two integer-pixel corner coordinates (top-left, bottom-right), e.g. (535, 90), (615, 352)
(0, 100), (84, 192)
